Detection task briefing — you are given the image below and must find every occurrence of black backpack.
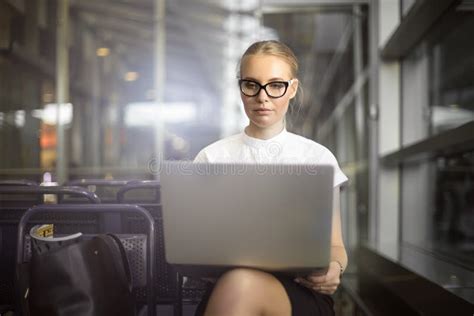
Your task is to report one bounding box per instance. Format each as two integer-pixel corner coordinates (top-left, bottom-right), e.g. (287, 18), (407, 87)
(26, 234), (136, 316)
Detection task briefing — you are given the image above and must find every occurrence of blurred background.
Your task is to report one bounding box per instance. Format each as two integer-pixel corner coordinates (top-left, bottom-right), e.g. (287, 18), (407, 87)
(0, 0), (370, 176)
(0, 0), (473, 314)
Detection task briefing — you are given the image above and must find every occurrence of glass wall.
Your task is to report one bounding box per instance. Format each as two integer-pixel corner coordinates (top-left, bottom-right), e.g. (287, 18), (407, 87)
(432, 152), (474, 267)
(263, 5), (370, 249)
(0, 0), (259, 181)
(428, 14), (474, 135)
(0, 0), (371, 253)
(400, 5), (474, 269)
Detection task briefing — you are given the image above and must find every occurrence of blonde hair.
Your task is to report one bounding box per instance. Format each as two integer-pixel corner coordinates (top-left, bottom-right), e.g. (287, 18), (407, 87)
(238, 40), (299, 78)
(238, 40), (304, 128)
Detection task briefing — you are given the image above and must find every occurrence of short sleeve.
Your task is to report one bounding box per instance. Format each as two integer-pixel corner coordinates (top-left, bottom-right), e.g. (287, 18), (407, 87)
(319, 149), (348, 188)
(194, 150), (209, 163)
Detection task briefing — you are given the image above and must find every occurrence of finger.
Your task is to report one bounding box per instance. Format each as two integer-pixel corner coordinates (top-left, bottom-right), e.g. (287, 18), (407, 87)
(297, 278), (322, 292)
(322, 278), (340, 288)
(296, 277), (339, 294)
(315, 282), (335, 292)
(318, 287), (335, 295)
(308, 274), (326, 284)
(310, 271), (341, 286)
(317, 285), (335, 294)
(294, 278), (314, 289)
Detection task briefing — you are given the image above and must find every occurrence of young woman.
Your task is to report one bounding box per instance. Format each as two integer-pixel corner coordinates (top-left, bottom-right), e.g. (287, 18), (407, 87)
(194, 40), (348, 316)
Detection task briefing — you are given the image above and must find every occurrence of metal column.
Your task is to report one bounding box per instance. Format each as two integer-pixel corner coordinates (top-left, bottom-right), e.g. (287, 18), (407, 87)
(56, 0), (69, 184)
(368, 0), (380, 244)
(154, 0), (166, 179)
(349, 4), (364, 247)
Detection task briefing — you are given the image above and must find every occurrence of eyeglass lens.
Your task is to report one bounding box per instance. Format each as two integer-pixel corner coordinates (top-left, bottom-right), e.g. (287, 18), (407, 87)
(239, 80), (289, 98)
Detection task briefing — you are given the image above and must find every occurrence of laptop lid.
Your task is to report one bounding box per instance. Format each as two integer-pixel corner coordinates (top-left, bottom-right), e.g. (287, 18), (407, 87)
(160, 162), (334, 275)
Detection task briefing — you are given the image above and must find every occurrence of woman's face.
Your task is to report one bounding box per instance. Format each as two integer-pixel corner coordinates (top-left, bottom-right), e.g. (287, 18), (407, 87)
(240, 54), (298, 131)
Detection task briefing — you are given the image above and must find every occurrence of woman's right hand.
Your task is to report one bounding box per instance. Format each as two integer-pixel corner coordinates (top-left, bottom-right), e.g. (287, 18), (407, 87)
(294, 261), (342, 295)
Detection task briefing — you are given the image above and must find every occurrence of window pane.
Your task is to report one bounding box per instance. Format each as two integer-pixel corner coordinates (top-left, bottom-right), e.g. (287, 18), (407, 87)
(402, 152), (474, 269)
(401, 7), (474, 269)
(429, 15), (474, 135)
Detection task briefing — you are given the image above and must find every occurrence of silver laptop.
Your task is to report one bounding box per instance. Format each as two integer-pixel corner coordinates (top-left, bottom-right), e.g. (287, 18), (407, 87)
(160, 162), (334, 275)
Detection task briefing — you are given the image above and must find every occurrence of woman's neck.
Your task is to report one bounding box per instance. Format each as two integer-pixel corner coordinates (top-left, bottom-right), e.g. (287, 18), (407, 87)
(245, 122), (285, 140)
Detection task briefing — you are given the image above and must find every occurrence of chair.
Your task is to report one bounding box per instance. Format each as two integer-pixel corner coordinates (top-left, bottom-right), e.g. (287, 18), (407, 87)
(64, 179), (139, 232)
(0, 180), (38, 187)
(118, 180), (207, 316)
(15, 204), (156, 316)
(0, 186), (100, 311)
(65, 179), (133, 203)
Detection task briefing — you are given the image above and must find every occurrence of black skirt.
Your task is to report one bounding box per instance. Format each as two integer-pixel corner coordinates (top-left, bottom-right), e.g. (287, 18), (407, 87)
(194, 274), (335, 316)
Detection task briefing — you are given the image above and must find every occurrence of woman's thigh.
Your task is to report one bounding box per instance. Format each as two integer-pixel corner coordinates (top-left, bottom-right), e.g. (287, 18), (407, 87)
(194, 272), (334, 316)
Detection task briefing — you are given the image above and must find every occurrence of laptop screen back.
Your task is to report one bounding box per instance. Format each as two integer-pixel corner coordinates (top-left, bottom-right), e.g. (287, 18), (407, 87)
(160, 162), (334, 273)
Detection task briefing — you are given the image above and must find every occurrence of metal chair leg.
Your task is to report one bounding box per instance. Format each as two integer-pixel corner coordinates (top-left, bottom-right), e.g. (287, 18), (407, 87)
(174, 272), (183, 316)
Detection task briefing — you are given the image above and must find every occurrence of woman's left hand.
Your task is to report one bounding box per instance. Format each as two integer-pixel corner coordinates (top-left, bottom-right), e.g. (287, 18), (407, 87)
(294, 261), (342, 295)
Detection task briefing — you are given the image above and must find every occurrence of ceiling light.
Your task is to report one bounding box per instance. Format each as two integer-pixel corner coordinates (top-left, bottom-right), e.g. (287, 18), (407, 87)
(124, 72), (139, 82)
(96, 47), (110, 57)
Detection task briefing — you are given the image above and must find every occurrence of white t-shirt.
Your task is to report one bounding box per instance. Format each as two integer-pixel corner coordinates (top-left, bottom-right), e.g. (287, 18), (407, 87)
(194, 128), (348, 187)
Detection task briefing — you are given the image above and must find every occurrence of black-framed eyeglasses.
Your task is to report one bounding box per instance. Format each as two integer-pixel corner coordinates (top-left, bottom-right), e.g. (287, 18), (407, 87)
(238, 79), (293, 98)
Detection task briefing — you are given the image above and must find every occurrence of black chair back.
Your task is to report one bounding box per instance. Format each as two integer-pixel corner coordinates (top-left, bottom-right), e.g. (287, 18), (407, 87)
(118, 180), (207, 316)
(65, 179), (132, 203)
(16, 204), (156, 316)
(0, 186), (100, 310)
(0, 180), (37, 187)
